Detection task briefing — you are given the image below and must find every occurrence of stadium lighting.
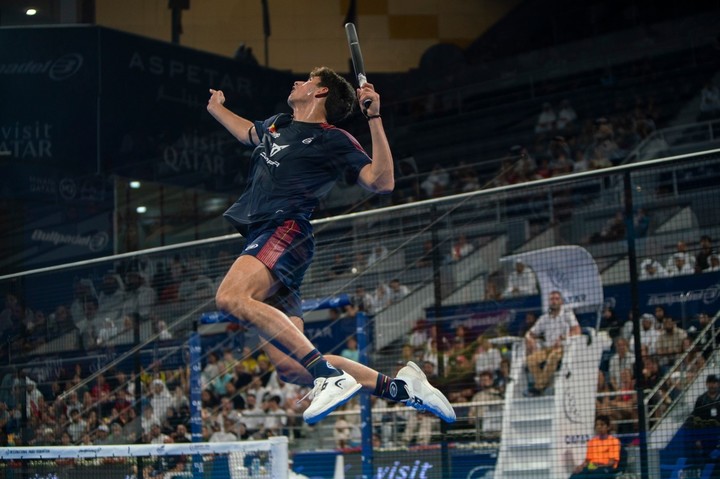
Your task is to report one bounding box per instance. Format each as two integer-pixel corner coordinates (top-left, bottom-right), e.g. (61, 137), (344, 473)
(129, 180), (141, 189)
(136, 206), (147, 214)
(26, 8), (38, 15)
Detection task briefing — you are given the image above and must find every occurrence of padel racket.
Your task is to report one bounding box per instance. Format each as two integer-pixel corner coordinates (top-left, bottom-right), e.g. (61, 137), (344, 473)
(344, 22), (372, 111)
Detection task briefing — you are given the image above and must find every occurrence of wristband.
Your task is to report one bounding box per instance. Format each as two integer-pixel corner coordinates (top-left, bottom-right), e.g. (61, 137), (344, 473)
(366, 114), (381, 120)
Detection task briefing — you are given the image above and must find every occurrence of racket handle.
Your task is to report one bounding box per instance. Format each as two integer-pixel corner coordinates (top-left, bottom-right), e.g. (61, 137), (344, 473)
(358, 74), (372, 110)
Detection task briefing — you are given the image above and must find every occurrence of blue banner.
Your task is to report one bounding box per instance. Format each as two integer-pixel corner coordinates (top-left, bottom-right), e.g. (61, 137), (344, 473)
(188, 332), (203, 443)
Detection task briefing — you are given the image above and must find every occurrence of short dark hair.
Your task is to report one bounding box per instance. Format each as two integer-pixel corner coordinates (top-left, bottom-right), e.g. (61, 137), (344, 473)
(596, 415), (611, 426)
(311, 66), (355, 124)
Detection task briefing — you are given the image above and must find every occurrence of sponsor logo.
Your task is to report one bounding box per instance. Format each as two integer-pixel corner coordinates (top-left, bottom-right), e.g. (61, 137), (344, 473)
(127, 52), (252, 95)
(389, 382), (398, 398)
(376, 460), (433, 479)
(269, 143), (289, 157)
(260, 151), (279, 167)
(0, 53), (84, 81)
(647, 285), (720, 306)
(547, 267), (571, 291)
(302, 137), (314, 144)
(245, 243), (260, 251)
(334, 378), (346, 388)
(31, 229), (109, 252)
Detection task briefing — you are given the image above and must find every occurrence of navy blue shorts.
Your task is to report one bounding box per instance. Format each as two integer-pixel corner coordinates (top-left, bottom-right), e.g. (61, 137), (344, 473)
(240, 219), (314, 318)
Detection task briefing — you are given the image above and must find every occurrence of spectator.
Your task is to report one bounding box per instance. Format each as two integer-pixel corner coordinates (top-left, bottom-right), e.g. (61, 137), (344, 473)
(707, 254), (720, 272)
(241, 393), (264, 438)
(366, 245), (389, 267)
(407, 319), (429, 356)
(178, 257), (215, 301)
(608, 337), (634, 391)
(94, 424), (111, 445)
(332, 413), (353, 449)
(209, 417), (238, 442)
(472, 338), (502, 384)
(524, 291), (581, 395)
(655, 317), (688, 370)
(66, 408), (87, 443)
(695, 235), (716, 273)
(451, 233), (475, 262)
(504, 259), (538, 297)
(686, 374), (720, 471)
(76, 297), (100, 350)
(639, 258), (668, 280)
(388, 278), (410, 304)
(140, 404), (161, 435)
(556, 100), (578, 132)
(352, 285), (374, 314)
(106, 422), (127, 444)
(121, 270), (156, 321)
(610, 368), (638, 434)
(148, 422), (169, 444)
(261, 395), (287, 438)
(68, 279), (97, 327)
(420, 163), (450, 198)
(666, 253), (694, 277)
(149, 379), (173, 422)
(535, 102), (557, 134)
(48, 305), (75, 336)
(634, 208), (650, 237)
(600, 306), (623, 344)
(97, 274), (125, 322)
(340, 336), (359, 362)
(638, 355), (669, 423)
(573, 149), (590, 173)
(96, 317), (118, 346)
(201, 351), (221, 390)
(510, 145), (536, 181)
(370, 283), (391, 313)
(569, 415), (621, 478)
(665, 241), (695, 272)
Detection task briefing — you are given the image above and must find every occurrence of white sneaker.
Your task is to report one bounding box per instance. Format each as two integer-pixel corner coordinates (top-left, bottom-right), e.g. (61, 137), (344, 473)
(397, 361), (456, 423)
(301, 371), (362, 425)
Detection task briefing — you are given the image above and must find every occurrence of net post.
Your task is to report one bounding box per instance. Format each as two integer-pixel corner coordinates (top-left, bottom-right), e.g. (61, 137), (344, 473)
(357, 311), (374, 479)
(269, 436), (289, 478)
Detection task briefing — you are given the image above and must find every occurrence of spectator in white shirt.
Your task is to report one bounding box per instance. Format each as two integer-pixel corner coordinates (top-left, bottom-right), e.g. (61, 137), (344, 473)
(504, 260), (538, 296)
(630, 313), (659, 355)
(666, 253), (695, 277)
(535, 102), (557, 134)
(525, 291), (581, 394)
(639, 258), (668, 280)
(556, 99), (578, 131)
(451, 234), (475, 262)
(664, 241), (695, 272)
(388, 278), (410, 304)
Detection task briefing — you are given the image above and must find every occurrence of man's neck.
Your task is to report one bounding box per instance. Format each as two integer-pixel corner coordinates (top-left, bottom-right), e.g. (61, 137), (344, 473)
(293, 103), (327, 123)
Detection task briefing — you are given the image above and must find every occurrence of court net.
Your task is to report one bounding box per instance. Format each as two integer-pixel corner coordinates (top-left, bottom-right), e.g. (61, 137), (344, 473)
(0, 437), (288, 479)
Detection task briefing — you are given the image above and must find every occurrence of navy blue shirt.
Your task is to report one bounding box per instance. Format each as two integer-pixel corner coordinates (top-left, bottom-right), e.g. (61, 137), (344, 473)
(224, 114), (372, 235)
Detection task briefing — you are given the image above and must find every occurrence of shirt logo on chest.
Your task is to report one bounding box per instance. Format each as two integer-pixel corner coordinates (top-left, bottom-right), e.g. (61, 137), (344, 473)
(260, 142), (289, 167)
(269, 143), (289, 157)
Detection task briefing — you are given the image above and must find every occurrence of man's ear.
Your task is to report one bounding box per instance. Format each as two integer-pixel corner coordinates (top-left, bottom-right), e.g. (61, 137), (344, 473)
(315, 87), (329, 98)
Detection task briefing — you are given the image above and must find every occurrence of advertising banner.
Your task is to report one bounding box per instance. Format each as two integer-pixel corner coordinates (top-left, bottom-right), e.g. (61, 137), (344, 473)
(97, 28), (293, 192)
(502, 246), (604, 313)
